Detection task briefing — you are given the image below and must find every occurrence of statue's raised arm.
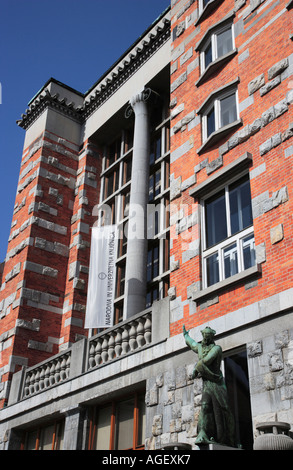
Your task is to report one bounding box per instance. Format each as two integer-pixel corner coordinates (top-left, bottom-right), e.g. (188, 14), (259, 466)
(183, 324), (199, 352)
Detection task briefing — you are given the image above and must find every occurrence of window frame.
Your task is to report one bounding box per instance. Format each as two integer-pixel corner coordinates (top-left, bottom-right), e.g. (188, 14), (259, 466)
(196, 0), (224, 24)
(202, 87), (239, 142)
(199, 22), (235, 74)
(22, 419), (65, 450)
(96, 98), (170, 326)
(89, 391), (146, 450)
(201, 172), (255, 289)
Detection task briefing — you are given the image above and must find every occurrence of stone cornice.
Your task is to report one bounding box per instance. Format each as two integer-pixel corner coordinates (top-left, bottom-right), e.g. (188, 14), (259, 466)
(16, 88), (84, 130)
(81, 14), (171, 120)
(17, 9), (171, 130)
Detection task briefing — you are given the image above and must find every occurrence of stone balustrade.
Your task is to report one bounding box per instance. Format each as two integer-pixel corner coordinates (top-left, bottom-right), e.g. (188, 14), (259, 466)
(88, 309), (152, 369)
(23, 350), (71, 398)
(8, 306), (157, 405)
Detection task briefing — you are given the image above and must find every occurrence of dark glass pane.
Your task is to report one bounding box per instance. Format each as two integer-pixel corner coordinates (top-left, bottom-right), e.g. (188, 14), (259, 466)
(155, 169), (161, 197)
(206, 252), (219, 287)
(224, 351), (253, 450)
(153, 245), (159, 278)
(205, 191), (227, 247)
(217, 27), (233, 58)
(137, 394), (146, 446)
(229, 178), (253, 235)
(204, 41), (213, 68)
(106, 173), (114, 198)
(220, 93), (237, 127)
(243, 234), (256, 270)
(147, 250), (152, 282)
(207, 106), (215, 137)
(149, 174), (154, 201)
(224, 243), (238, 279)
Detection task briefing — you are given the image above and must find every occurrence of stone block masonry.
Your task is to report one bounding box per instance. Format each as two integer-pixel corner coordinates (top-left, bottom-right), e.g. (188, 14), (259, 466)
(0, 128), (101, 406)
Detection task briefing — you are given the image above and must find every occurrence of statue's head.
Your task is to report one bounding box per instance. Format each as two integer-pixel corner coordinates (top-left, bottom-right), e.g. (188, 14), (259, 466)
(201, 326), (216, 344)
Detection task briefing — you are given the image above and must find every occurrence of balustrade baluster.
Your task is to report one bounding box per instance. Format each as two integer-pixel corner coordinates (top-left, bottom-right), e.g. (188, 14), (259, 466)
(144, 313), (152, 344)
(101, 335), (109, 364)
(39, 366), (45, 390)
(60, 356), (67, 380)
(94, 339), (102, 366)
(49, 361), (56, 386)
(44, 364), (51, 388)
(65, 353), (71, 378)
(129, 321), (138, 351)
(88, 342), (96, 368)
(29, 371), (35, 395)
(108, 332), (116, 360)
(24, 373), (30, 397)
(34, 368), (40, 392)
(114, 328), (122, 358)
(121, 325), (130, 355)
(55, 358), (61, 383)
(136, 317), (146, 348)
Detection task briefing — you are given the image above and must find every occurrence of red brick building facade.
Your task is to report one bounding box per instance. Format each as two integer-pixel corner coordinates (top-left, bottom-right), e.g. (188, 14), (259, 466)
(0, 0), (292, 451)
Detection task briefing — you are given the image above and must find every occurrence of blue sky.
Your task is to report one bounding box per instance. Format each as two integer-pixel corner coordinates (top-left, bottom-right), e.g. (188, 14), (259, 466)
(0, 0), (170, 263)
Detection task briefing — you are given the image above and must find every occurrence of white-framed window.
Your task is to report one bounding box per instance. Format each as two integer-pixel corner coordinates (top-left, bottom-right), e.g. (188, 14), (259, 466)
(200, 23), (235, 73)
(201, 174), (255, 288)
(199, 0), (214, 14)
(202, 88), (239, 142)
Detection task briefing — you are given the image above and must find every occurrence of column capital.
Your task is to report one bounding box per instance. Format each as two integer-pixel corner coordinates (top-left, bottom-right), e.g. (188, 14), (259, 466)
(125, 88), (159, 118)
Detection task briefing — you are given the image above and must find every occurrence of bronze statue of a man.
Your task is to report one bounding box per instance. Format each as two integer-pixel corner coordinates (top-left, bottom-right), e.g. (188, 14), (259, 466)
(183, 324), (235, 447)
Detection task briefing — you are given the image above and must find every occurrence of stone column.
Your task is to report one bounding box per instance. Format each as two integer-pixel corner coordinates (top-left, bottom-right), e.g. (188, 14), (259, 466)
(123, 89), (152, 319)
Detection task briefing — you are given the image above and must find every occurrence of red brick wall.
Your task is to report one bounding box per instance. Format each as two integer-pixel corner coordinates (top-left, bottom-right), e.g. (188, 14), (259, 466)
(169, 0), (293, 336)
(0, 130), (101, 406)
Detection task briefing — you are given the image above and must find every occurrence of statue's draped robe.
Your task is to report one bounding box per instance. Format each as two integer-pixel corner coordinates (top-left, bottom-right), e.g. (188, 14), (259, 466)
(184, 333), (235, 447)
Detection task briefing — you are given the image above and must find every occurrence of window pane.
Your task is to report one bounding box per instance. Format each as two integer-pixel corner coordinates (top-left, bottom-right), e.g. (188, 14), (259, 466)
(94, 405), (112, 450)
(153, 245), (159, 278)
(147, 249), (152, 282)
(116, 398), (135, 450)
(229, 178), (253, 234)
(224, 243), (238, 279)
(207, 106), (215, 137)
(224, 351), (253, 450)
(25, 430), (38, 450)
(205, 191), (227, 247)
(39, 424), (55, 450)
(206, 252), (219, 287)
(54, 422), (64, 450)
(149, 174), (154, 201)
(137, 394), (146, 447)
(204, 41), (213, 69)
(217, 27), (233, 58)
(155, 169), (161, 197)
(242, 234), (256, 270)
(220, 93), (237, 127)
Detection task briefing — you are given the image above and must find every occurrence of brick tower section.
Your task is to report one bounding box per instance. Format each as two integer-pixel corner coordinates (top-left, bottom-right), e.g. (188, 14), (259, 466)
(169, 0), (293, 335)
(0, 80), (101, 407)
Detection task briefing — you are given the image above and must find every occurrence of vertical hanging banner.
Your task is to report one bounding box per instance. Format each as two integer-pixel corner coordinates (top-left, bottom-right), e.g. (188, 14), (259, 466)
(85, 225), (118, 329)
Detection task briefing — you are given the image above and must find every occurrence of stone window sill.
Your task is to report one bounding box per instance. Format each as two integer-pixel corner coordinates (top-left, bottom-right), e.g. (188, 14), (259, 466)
(191, 264), (262, 303)
(195, 50), (238, 87)
(197, 119), (242, 155)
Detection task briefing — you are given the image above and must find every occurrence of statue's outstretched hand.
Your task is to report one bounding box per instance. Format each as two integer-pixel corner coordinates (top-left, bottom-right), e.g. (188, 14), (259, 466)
(183, 324), (188, 336)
